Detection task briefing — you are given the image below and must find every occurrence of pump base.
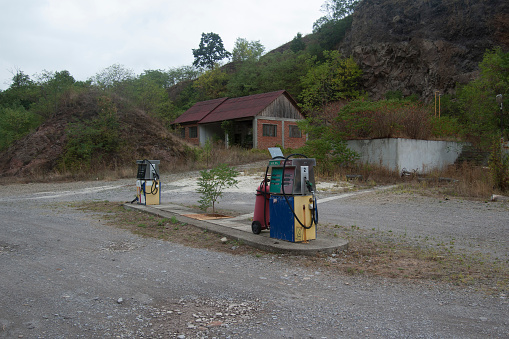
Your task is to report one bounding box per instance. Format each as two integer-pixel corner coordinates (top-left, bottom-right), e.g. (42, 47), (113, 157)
(136, 180), (161, 205)
(269, 195), (316, 242)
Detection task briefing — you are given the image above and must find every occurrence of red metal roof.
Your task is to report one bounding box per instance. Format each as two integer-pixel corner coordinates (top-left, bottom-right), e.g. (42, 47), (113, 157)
(172, 90), (300, 125)
(172, 97), (227, 124)
(199, 90), (290, 124)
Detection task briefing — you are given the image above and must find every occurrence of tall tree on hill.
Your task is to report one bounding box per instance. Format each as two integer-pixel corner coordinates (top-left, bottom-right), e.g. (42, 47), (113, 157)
(192, 32), (231, 70)
(231, 38), (265, 62)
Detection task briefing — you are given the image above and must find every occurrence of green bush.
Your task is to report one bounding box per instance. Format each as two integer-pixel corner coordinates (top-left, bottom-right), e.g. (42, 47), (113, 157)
(0, 105), (41, 151)
(298, 114), (359, 175)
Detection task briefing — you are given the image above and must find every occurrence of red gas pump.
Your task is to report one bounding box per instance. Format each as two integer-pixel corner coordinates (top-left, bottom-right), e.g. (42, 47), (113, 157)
(252, 180), (270, 234)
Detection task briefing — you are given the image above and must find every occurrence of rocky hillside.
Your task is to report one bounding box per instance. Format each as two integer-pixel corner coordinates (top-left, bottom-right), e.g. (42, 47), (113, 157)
(340, 0), (508, 101)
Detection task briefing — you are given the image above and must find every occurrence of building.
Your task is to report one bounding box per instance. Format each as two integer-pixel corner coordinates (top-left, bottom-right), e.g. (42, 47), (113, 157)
(172, 90), (306, 149)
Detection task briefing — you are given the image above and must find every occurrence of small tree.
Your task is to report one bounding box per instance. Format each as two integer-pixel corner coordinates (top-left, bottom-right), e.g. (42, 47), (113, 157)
(290, 33), (306, 53)
(196, 164), (239, 213)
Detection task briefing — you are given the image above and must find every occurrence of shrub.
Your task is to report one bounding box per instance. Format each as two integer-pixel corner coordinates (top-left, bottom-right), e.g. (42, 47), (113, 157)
(489, 139), (509, 192)
(0, 105), (42, 151)
(60, 96), (120, 171)
(196, 164), (239, 213)
(337, 99), (433, 139)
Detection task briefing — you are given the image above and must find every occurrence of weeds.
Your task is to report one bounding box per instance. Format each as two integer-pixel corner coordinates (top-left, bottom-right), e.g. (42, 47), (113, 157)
(325, 161), (497, 199)
(327, 223), (509, 292)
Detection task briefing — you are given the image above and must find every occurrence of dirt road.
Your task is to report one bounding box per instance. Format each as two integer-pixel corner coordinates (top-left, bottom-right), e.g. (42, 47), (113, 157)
(0, 175), (508, 338)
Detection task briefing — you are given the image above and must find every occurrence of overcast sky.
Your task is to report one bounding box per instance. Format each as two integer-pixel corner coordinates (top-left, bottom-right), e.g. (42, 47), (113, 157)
(0, 0), (325, 90)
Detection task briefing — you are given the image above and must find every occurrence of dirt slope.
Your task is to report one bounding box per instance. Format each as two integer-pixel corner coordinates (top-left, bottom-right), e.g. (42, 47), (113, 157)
(0, 90), (192, 178)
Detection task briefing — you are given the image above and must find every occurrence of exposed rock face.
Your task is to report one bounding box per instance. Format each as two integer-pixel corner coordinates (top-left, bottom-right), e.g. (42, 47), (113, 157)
(340, 0), (509, 101)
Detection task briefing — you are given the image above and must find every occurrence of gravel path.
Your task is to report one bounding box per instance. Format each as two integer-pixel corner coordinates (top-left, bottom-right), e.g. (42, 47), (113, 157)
(0, 173), (508, 338)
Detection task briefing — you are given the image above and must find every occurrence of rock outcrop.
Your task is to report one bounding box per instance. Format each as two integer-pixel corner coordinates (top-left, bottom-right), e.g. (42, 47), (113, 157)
(340, 0), (509, 101)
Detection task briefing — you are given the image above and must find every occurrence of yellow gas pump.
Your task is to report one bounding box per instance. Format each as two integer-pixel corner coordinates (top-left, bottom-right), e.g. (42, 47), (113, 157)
(135, 160), (160, 205)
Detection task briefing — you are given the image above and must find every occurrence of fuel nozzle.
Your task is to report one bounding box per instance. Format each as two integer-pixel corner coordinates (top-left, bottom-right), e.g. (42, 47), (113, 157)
(306, 180), (314, 194)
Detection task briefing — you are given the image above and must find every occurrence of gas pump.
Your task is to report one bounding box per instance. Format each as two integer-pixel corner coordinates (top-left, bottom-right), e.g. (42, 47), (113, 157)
(135, 159), (161, 205)
(252, 149), (318, 242)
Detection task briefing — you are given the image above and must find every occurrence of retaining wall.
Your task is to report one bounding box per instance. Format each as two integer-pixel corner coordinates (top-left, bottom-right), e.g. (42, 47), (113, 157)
(347, 138), (469, 173)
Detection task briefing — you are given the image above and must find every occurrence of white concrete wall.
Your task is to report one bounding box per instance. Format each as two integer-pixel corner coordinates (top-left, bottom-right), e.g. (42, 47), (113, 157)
(199, 124), (223, 147)
(347, 138), (467, 173)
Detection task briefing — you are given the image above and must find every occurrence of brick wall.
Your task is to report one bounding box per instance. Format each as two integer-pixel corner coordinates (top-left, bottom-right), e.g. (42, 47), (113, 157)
(284, 121), (306, 149)
(256, 119), (306, 150)
(180, 123), (200, 146)
(257, 119), (282, 150)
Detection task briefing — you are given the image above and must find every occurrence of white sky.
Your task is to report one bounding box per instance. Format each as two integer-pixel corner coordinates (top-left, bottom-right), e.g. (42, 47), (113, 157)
(0, 0), (325, 90)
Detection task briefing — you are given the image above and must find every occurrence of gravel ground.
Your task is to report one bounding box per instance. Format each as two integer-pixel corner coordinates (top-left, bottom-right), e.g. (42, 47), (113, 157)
(0, 172), (508, 338)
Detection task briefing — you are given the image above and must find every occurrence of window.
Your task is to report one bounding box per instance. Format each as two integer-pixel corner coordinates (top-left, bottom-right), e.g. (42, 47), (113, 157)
(262, 124), (277, 137)
(289, 125), (301, 138)
(189, 126), (198, 138)
(180, 128), (185, 138)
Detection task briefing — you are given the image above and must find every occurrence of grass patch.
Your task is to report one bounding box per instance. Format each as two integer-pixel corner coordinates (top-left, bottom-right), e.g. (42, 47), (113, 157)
(326, 161), (497, 200)
(313, 224), (509, 293)
(75, 201), (265, 255)
(75, 201), (509, 294)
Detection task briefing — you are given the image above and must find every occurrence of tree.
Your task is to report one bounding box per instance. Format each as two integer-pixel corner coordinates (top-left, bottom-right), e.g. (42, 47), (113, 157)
(454, 47), (509, 148)
(192, 32), (231, 70)
(226, 50), (312, 99)
(298, 104), (359, 175)
(34, 70), (76, 118)
(131, 71), (173, 120)
(299, 50), (362, 111)
(196, 164), (239, 213)
(193, 65), (229, 100)
(312, 0), (358, 50)
(290, 33), (306, 53)
(320, 0), (360, 22)
(90, 64), (135, 91)
(1, 70), (39, 110)
(167, 65), (202, 86)
(232, 38), (265, 62)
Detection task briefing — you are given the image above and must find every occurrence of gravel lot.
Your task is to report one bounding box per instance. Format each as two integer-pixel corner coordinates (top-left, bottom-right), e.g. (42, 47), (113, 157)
(0, 172), (508, 338)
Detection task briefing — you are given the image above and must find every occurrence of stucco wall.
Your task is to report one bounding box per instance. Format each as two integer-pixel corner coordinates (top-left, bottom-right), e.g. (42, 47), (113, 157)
(347, 138), (468, 173)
